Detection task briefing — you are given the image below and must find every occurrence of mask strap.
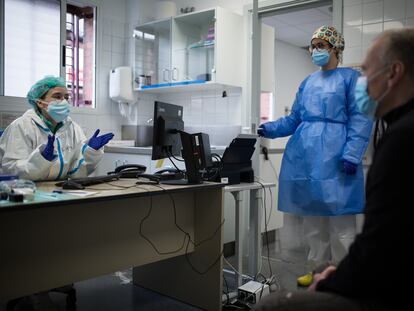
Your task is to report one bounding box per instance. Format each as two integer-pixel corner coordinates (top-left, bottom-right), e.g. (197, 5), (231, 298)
(367, 65), (390, 82)
(369, 65), (391, 103)
(375, 86), (390, 104)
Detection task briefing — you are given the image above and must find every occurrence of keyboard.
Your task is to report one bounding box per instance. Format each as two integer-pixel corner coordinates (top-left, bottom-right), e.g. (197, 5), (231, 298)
(55, 174), (120, 187)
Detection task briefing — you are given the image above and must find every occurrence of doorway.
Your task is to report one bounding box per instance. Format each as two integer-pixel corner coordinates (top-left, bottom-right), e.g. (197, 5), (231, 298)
(256, 0), (335, 277)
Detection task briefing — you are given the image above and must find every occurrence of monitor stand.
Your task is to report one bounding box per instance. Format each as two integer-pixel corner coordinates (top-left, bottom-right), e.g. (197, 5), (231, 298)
(160, 179), (203, 185)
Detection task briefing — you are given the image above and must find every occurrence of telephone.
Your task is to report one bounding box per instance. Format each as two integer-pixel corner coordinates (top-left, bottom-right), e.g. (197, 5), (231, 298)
(153, 168), (184, 180)
(108, 164), (147, 178)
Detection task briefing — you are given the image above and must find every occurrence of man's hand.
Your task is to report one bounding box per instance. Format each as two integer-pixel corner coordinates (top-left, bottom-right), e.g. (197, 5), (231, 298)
(308, 265), (337, 291)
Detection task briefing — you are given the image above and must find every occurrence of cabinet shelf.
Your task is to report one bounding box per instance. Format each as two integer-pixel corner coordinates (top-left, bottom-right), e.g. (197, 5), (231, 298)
(188, 41), (215, 49)
(135, 81), (240, 94)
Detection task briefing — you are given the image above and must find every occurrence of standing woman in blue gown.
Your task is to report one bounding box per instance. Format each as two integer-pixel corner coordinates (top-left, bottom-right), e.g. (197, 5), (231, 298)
(258, 26), (373, 285)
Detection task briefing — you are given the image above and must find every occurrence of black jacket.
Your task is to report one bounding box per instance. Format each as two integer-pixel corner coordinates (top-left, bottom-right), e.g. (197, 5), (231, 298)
(316, 97), (414, 308)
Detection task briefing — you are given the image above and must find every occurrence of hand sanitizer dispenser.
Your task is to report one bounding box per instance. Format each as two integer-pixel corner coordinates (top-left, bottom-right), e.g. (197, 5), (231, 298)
(109, 66), (135, 104)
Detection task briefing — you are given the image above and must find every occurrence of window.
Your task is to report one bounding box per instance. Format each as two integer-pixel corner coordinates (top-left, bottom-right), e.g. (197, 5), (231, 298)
(260, 92), (273, 123)
(1, 0), (96, 108)
(4, 0), (61, 97)
(66, 3), (96, 107)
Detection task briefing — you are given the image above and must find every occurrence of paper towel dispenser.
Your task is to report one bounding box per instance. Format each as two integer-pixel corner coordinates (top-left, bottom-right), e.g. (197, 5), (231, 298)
(109, 66), (135, 103)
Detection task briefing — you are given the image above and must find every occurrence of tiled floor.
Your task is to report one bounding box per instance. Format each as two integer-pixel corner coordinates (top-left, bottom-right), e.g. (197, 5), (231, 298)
(1, 215), (309, 311)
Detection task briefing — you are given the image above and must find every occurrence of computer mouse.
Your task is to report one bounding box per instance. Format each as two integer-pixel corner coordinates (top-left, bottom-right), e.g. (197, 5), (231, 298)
(61, 180), (85, 190)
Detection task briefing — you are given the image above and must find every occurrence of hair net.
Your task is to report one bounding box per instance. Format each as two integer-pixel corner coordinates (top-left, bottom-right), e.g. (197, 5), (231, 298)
(311, 25), (345, 62)
(26, 76), (66, 107)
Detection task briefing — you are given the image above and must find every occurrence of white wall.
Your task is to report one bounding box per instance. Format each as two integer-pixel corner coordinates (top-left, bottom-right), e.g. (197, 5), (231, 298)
(342, 0), (414, 66)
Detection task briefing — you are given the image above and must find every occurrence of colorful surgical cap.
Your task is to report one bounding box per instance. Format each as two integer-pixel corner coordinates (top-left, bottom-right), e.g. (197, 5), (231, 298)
(26, 76), (66, 107)
(311, 25), (345, 62)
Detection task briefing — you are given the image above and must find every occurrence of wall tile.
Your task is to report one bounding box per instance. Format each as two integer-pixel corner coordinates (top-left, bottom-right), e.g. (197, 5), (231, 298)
(102, 35), (112, 52)
(102, 18), (112, 36)
(384, 0), (405, 21)
(203, 97), (216, 114)
(363, 1), (384, 24)
(112, 20), (126, 38)
(99, 69), (110, 102)
(383, 20), (405, 30)
(344, 0), (362, 5)
(406, 17), (414, 26)
(111, 52), (125, 68)
(344, 4), (363, 26)
(112, 37), (125, 54)
(343, 46), (363, 65)
(362, 23), (383, 47)
(190, 98), (203, 113)
(344, 26), (362, 47)
(101, 51), (112, 67)
(407, 0), (414, 18)
(203, 113), (216, 124)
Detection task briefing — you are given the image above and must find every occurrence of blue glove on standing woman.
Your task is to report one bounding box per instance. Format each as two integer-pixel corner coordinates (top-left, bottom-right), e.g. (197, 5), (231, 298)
(342, 160), (357, 175)
(257, 123), (271, 137)
(88, 129), (114, 150)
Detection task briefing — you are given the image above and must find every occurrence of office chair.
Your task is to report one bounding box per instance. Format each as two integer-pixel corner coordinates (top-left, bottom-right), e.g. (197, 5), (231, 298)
(6, 284), (76, 311)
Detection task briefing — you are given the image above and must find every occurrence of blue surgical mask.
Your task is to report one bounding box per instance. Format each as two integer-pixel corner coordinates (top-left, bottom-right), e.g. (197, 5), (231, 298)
(354, 77), (377, 120)
(354, 68), (389, 120)
(46, 99), (71, 123)
(312, 49), (330, 67)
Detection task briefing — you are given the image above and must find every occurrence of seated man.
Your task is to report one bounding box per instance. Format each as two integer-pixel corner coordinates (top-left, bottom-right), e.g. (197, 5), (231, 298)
(0, 76), (113, 180)
(254, 28), (414, 311)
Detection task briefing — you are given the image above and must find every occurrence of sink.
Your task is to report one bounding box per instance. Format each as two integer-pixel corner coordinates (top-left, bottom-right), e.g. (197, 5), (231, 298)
(121, 125), (153, 147)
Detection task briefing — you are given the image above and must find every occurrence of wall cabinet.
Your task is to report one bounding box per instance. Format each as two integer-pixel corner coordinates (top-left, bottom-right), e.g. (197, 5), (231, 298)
(133, 7), (243, 92)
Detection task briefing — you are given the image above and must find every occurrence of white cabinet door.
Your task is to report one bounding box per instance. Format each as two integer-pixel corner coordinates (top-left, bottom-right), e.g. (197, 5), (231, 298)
(134, 7), (244, 90)
(215, 7), (243, 87)
(134, 19), (172, 89)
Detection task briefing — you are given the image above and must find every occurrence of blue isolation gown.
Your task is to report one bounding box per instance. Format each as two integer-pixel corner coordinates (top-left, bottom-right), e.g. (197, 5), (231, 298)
(263, 68), (372, 216)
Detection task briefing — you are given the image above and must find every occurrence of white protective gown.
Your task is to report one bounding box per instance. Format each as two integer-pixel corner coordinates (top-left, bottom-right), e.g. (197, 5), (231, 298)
(0, 109), (103, 181)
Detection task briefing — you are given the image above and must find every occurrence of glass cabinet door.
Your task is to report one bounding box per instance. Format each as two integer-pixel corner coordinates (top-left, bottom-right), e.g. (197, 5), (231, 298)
(171, 10), (216, 83)
(134, 19), (171, 88)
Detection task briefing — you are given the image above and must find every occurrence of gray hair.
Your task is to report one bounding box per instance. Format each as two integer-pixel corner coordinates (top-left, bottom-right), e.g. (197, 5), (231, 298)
(379, 28), (414, 79)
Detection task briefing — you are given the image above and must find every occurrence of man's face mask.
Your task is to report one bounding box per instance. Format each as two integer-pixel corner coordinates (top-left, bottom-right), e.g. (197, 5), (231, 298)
(354, 67), (390, 120)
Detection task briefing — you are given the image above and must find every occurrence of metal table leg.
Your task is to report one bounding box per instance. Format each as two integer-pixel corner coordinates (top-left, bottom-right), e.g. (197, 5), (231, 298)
(248, 188), (262, 277)
(231, 191), (243, 287)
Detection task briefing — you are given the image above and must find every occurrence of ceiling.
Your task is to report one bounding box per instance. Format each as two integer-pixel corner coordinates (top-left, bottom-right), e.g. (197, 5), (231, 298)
(262, 5), (333, 48)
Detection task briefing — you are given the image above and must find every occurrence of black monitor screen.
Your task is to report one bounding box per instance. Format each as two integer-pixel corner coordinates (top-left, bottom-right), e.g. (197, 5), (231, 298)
(152, 101), (184, 160)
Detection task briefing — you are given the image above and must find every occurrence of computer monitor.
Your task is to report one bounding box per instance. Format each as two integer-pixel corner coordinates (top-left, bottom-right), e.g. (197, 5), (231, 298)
(151, 101), (213, 185)
(151, 101), (184, 160)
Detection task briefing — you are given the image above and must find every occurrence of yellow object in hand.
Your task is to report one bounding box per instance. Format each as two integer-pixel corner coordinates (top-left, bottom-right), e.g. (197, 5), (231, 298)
(297, 272), (313, 287)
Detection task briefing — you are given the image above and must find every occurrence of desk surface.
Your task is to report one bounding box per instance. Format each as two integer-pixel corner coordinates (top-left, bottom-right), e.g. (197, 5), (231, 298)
(0, 178), (224, 212)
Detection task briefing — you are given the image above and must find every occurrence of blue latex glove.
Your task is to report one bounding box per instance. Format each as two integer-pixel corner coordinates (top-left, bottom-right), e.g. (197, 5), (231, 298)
(257, 124), (269, 137)
(88, 129), (114, 150)
(342, 160), (357, 175)
(41, 135), (55, 161)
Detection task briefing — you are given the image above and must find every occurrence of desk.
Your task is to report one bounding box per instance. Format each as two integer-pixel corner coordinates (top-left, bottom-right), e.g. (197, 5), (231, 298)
(225, 182), (276, 287)
(0, 179), (224, 311)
